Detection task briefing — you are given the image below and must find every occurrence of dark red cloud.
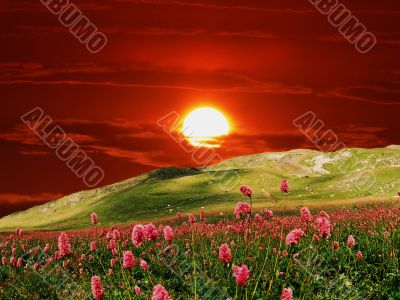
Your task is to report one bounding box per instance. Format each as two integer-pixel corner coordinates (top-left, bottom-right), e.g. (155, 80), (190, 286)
(0, 0), (399, 217)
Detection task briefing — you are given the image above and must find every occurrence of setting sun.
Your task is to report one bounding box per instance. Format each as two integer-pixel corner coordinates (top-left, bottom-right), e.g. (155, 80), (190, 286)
(182, 107), (230, 148)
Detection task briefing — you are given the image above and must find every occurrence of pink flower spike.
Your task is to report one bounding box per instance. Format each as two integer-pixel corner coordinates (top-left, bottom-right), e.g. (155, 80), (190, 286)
(91, 276), (105, 300)
(58, 232), (72, 256)
(281, 287), (293, 300)
(90, 212), (98, 224)
(333, 241), (339, 250)
(218, 244), (232, 264)
(90, 242), (97, 252)
(132, 224), (145, 247)
(316, 217), (332, 239)
(300, 207), (312, 222)
(135, 285), (142, 295)
(234, 202), (251, 219)
(347, 235), (356, 248)
(188, 213), (196, 224)
(152, 284), (171, 300)
(285, 229), (305, 246)
(123, 251), (135, 269)
(163, 226), (174, 243)
(240, 185), (253, 198)
(232, 264), (250, 286)
(140, 259), (148, 271)
(280, 179), (289, 193)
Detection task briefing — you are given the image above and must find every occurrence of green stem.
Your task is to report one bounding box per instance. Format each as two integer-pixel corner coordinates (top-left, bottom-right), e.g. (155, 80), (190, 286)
(192, 225), (197, 300)
(267, 225), (284, 296)
(250, 237), (271, 300)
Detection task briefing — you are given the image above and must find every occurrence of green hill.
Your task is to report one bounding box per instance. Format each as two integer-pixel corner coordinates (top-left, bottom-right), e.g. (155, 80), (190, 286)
(1, 146), (399, 230)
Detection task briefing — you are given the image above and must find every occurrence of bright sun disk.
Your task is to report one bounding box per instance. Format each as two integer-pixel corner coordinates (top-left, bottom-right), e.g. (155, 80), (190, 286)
(182, 107), (230, 148)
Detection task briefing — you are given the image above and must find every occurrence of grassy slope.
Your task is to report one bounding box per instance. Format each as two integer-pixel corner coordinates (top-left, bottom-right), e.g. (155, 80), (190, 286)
(0, 147), (399, 230)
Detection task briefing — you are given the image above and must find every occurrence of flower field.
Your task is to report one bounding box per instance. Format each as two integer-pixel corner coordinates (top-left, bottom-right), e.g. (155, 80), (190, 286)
(1, 191), (400, 299)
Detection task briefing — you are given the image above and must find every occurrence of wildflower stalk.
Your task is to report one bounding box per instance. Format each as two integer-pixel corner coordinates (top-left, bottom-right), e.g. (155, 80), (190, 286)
(250, 237), (271, 300)
(191, 224), (198, 300)
(118, 244), (133, 300)
(267, 225), (284, 296)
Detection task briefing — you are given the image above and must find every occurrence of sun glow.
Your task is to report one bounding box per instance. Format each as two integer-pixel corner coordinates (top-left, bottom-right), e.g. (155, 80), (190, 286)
(182, 107), (230, 148)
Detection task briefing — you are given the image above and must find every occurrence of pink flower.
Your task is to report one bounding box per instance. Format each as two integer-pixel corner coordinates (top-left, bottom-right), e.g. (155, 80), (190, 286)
(281, 287), (293, 300)
(112, 229), (121, 240)
(110, 258), (117, 268)
(123, 251), (135, 269)
(240, 185), (253, 198)
(140, 259), (148, 271)
(144, 224), (159, 241)
(263, 209), (273, 219)
(152, 284), (171, 300)
(300, 207), (312, 222)
(132, 225), (145, 247)
(333, 241), (339, 249)
(316, 217), (332, 239)
(280, 179), (289, 193)
(234, 202), (251, 219)
(135, 285), (142, 295)
(285, 229), (305, 246)
(319, 211), (330, 219)
(177, 212), (182, 220)
(347, 235), (355, 248)
(218, 244), (232, 264)
(357, 250), (363, 260)
(90, 242), (97, 252)
(2, 257), (6, 265)
(199, 210), (206, 220)
(10, 257), (16, 266)
(16, 228), (22, 236)
(58, 232), (72, 256)
(90, 212), (98, 224)
(91, 276), (104, 300)
(312, 234), (320, 242)
(108, 239), (117, 249)
(16, 257), (22, 268)
(188, 213), (196, 224)
(106, 227), (114, 239)
(232, 264), (250, 286)
(163, 226), (174, 243)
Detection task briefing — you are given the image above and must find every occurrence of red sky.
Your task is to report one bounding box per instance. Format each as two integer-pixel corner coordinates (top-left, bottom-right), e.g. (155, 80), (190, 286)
(0, 0), (399, 216)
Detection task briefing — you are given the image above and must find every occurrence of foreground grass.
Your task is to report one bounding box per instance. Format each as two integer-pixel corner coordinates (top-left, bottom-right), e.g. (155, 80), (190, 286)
(0, 202), (399, 299)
